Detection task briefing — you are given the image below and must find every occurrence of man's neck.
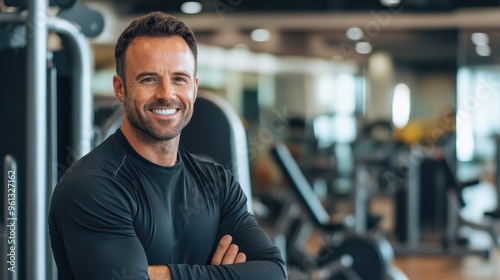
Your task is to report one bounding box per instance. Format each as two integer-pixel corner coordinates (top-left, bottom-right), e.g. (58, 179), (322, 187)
(120, 124), (179, 167)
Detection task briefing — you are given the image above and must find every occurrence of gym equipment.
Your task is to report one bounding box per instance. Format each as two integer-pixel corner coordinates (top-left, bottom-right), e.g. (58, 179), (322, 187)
(350, 120), (402, 235)
(484, 134), (500, 220)
(394, 150), (495, 258)
(59, 3), (105, 38)
(352, 152), (392, 235)
(93, 104), (124, 146)
(270, 142), (407, 280)
(179, 91), (253, 213)
(4, 0), (77, 10)
(0, 1), (102, 279)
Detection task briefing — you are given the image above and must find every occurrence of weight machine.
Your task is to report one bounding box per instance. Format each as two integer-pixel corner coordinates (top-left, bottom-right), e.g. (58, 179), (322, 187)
(0, 1), (103, 279)
(271, 142), (407, 280)
(394, 149), (496, 258)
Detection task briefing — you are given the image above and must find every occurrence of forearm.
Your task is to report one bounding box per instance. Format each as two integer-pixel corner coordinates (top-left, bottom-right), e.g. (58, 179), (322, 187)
(148, 265), (171, 280)
(168, 260), (287, 280)
(148, 260), (285, 280)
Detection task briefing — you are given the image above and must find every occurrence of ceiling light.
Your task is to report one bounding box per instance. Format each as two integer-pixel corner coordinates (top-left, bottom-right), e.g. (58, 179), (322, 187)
(251, 29), (270, 42)
(355, 42), (372, 54)
(392, 83), (411, 129)
(181, 2), (202, 14)
(346, 27), (363, 41)
(471, 32), (489, 46)
(380, 0), (400, 6)
(476, 45), (491, 57)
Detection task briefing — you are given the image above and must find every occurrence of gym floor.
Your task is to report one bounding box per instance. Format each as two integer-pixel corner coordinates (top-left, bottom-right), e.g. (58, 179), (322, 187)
(394, 251), (500, 280)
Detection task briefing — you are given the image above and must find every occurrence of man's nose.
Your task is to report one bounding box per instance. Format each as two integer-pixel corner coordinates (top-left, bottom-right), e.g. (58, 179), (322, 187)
(156, 81), (176, 100)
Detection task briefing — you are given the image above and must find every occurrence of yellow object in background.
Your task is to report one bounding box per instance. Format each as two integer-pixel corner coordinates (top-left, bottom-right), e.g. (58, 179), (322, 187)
(393, 118), (454, 146)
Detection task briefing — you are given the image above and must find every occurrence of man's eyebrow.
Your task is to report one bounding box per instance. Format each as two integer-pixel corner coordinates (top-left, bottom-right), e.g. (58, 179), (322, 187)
(135, 72), (159, 80)
(172, 71), (192, 78)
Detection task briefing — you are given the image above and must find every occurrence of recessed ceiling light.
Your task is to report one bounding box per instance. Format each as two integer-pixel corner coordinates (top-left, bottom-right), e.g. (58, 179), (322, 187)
(355, 42), (372, 54)
(471, 32), (489, 46)
(181, 2), (202, 14)
(380, 0), (400, 6)
(346, 27), (364, 41)
(392, 83), (411, 129)
(251, 29), (270, 42)
(476, 45), (491, 57)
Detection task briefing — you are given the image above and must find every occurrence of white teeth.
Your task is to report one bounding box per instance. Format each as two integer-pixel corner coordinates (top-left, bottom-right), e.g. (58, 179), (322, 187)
(152, 109), (177, 115)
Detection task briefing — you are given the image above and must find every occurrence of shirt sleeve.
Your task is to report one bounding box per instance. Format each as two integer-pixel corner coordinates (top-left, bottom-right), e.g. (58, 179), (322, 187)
(49, 173), (149, 280)
(167, 168), (287, 280)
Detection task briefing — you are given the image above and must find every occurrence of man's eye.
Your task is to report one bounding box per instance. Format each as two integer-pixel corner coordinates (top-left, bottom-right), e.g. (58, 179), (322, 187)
(174, 77), (188, 83)
(141, 78), (156, 83)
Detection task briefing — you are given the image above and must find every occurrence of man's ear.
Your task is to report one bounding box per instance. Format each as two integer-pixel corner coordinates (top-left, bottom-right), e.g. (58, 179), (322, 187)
(193, 76), (199, 101)
(113, 75), (125, 102)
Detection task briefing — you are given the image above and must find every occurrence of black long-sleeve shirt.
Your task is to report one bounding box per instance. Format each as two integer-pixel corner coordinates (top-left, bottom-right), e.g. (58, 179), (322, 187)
(49, 129), (286, 279)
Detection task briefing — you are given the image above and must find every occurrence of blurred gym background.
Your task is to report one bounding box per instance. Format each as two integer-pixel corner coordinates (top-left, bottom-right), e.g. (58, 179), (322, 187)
(3, 0), (500, 279)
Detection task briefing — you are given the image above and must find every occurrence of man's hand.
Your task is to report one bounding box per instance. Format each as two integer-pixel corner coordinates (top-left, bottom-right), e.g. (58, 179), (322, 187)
(148, 265), (171, 280)
(211, 235), (246, 265)
(147, 235), (244, 279)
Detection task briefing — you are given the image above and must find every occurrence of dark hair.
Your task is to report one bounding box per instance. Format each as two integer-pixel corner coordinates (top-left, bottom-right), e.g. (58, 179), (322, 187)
(114, 11), (197, 80)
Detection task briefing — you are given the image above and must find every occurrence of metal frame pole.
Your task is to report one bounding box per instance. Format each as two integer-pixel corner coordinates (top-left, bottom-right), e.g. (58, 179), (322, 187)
(46, 17), (94, 158)
(353, 163), (368, 234)
(45, 16), (94, 280)
(1, 6), (93, 280)
(26, 0), (48, 279)
(47, 52), (58, 280)
(407, 155), (421, 248)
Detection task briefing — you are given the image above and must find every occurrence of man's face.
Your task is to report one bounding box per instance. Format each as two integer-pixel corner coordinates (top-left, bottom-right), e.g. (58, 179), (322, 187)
(115, 35), (198, 141)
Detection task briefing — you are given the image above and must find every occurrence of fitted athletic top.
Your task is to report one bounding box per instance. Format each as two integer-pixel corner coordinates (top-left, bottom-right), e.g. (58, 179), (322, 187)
(48, 129), (286, 280)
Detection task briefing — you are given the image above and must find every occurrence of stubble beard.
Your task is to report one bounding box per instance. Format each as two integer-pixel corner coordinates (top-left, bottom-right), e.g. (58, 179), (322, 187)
(123, 88), (193, 142)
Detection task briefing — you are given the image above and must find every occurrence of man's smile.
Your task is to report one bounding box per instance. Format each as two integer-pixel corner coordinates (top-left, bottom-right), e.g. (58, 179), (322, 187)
(151, 108), (178, 115)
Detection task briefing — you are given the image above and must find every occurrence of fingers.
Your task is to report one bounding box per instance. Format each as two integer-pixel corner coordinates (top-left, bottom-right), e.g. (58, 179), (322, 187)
(235, 252), (246, 264)
(211, 235), (232, 265)
(221, 244), (239, 265)
(147, 265), (170, 280)
(211, 235), (247, 266)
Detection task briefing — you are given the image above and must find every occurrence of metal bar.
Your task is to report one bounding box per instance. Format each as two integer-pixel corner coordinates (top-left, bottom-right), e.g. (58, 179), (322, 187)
(3, 155), (19, 280)
(2, 7), (93, 280)
(47, 17), (93, 160)
(47, 53), (58, 280)
(494, 135), (500, 214)
(407, 154), (421, 248)
(0, 12), (26, 24)
(45, 16), (93, 280)
(26, 0), (48, 279)
(353, 163), (368, 235)
(446, 191), (458, 250)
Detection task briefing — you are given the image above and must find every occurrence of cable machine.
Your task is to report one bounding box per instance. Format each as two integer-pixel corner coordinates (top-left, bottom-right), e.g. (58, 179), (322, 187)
(0, 1), (102, 279)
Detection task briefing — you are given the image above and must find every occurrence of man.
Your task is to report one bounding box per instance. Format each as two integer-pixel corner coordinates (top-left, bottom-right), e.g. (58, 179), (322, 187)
(49, 11), (286, 280)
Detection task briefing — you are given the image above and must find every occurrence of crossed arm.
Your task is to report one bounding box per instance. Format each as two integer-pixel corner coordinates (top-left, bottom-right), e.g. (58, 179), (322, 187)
(50, 168), (286, 279)
(148, 235), (246, 279)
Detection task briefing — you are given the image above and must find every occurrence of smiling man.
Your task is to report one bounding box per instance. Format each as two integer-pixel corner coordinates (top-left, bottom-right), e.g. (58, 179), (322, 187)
(48, 12), (286, 280)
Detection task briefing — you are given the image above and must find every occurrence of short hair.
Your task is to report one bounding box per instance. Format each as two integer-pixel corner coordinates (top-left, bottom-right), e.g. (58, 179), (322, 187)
(114, 11), (198, 80)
